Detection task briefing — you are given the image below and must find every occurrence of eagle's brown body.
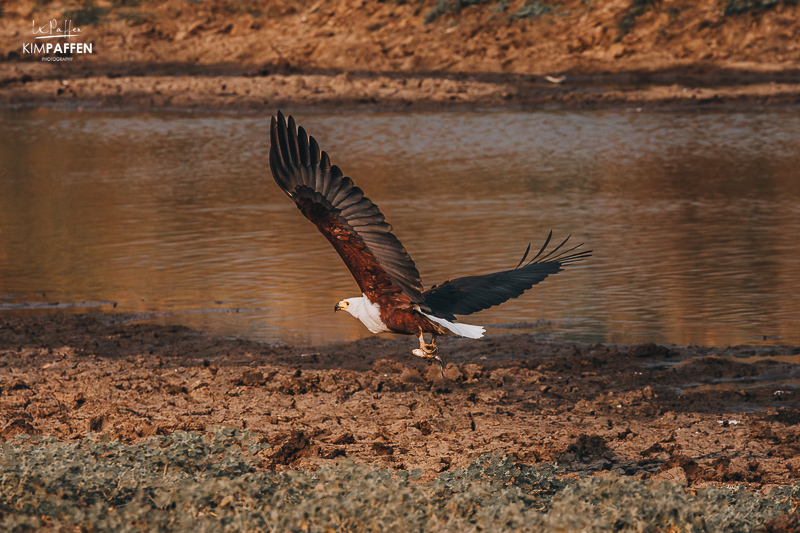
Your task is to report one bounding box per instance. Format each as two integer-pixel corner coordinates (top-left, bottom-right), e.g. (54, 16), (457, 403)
(295, 191), (444, 339)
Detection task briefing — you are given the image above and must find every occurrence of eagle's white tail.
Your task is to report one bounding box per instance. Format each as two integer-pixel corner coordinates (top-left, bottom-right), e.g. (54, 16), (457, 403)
(423, 313), (485, 339)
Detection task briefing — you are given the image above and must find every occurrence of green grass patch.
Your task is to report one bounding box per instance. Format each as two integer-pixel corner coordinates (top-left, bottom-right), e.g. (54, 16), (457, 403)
(424, 0), (495, 23)
(1, 431), (797, 531)
(62, 2), (109, 26)
(511, 0), (558, 19)
(723, 0), (798, 15)
(424, 0), (562, 23)
(618, 0), (657, 35)
(114, 11), (156, 23)
(111, 0), (142, 7)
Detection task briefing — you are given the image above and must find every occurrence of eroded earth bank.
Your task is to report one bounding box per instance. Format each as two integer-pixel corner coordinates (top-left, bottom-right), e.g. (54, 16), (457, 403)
(2, 0), (800, 110)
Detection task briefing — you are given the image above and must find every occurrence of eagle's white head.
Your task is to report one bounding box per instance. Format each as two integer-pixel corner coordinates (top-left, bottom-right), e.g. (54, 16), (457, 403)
(334, 295), (389, 334)
(333, 298), (355, 315)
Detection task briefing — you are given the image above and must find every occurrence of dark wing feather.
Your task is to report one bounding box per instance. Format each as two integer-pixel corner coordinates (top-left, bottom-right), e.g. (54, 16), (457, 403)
(269, 111), (424, 303)
(423, 232), (591, 320)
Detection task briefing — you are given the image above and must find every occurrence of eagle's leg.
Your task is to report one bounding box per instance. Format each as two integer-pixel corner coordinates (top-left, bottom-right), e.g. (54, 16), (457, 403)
(427, 335), (445, 378)
(414, 333), (438, 356)
(423, 334), (438, 356)
(412, 334), (444, 376)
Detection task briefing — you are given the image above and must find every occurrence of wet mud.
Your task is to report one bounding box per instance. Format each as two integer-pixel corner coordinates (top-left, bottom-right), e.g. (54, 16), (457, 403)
(1, 313), (798, 490)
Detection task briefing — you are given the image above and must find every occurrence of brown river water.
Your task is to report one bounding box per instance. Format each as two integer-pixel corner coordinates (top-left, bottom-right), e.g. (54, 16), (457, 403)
(1, 108), (798, 347)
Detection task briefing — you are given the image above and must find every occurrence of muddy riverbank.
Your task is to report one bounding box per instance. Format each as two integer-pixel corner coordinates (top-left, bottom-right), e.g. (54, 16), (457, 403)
(2, 313), (798, 489)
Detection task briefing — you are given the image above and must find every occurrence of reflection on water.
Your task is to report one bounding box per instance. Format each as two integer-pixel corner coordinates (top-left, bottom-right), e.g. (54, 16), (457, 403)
(1, 108), (799, 347)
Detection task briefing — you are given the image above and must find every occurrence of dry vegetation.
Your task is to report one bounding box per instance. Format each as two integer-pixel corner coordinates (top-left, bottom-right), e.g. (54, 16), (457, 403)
(1, 0), (800, 108)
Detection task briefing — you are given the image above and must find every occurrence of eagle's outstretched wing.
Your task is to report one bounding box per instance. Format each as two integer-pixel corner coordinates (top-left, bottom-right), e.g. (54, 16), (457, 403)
(269, 111), (424, 303)
(423, 232), (591, 320)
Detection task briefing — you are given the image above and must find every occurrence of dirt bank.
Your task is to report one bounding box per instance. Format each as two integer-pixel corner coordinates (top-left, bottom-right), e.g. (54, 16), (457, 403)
(2, 0), (800, 110)
(1, 313), (799, 490)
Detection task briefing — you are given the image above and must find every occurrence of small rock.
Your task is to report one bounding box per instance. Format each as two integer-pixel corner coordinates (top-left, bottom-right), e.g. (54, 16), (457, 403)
(330, 432), (355, 445)
(320, 374), (338, 392)
(241, 371), (266, 386)
(88, 415), (104, 432)
(267, 430), (313, 465)
(786, 457), (800, 474)
(442, 364), (463, 382)
(414, 420), (435, 436)
(71, 392), (86, 408)
(138, 424), (159, 437)
(5, 378), (30, 391)
(0, 418), (38, 439)
(652, 466), (688, 485)
(372, 443), (393, 456)
(372, 359), (403, 374)
(460, 363), (485, 380)
(399, 367), (425, 383)
(424, 365), (447, 385)
(608, 42), (626, 59)
(319, 446), (346, 459)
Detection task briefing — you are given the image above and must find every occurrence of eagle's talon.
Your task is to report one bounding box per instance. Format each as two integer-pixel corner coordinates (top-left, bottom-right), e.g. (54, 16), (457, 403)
(415, 334), (440, 360)
(412, 348), (438, 359)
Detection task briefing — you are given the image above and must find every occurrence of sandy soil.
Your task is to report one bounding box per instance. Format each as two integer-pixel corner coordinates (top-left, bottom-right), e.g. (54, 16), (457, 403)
(1, 313), (798, 493)
(2, 0), (800, 110)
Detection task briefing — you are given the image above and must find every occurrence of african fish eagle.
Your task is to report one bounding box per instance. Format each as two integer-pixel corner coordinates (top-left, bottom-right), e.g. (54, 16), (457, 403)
(269, 111), (591, 367)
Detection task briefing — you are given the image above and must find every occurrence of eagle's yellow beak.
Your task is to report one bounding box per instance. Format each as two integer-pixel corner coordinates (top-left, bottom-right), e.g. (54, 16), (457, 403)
(334, 301), (347, 312)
